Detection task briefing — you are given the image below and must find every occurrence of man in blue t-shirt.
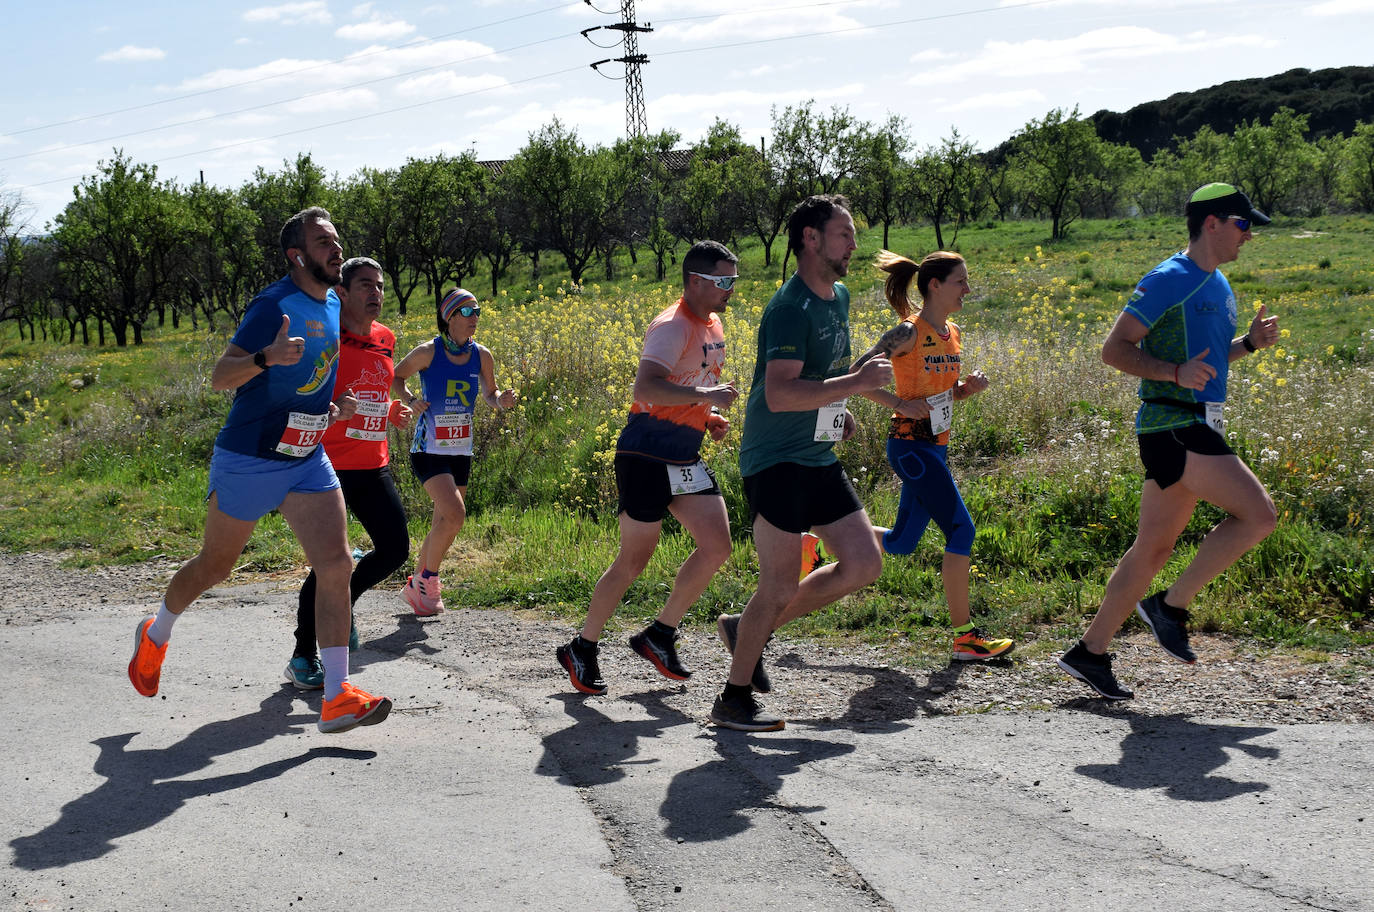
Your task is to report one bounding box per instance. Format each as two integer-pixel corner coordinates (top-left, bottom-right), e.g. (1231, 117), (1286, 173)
(127, 207), (393, 734)
(1059, 183), (1281, 700)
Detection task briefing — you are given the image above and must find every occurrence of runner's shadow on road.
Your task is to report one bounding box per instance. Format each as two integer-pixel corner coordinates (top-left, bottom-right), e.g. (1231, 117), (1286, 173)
(775, 654), (979, 732)
(1070, 707), (1278, 801)
(536, 690), (691, 788)
(349, 614), (443, 671)
(661, 734), (856, 843)
(9, 689), (375, 870)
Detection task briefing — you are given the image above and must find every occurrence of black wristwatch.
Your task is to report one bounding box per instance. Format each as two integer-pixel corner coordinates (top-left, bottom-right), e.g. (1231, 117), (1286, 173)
(253, 350), (269, 370)
(1241, 334), (1256, 353)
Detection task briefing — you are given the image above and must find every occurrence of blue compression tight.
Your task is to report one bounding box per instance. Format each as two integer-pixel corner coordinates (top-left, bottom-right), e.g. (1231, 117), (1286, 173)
(881, 438), (974, 557)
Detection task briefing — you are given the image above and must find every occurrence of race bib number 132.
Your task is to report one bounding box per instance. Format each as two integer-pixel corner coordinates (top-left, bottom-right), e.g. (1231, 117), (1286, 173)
(275, 411), (330, 456)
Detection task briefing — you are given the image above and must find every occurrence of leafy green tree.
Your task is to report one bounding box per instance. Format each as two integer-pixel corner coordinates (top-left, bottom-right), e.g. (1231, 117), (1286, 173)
(337, 166), (418, 314)
(1007, 107), (1122, 239)
(1077, 142), (1144, 219)
(504, 119), (616, 284)
(475, 169), (521, 297)
(240, 152), (339, 289)
(847, 114), (912, 250)
(612, 129), (681, 281)
(1226, 106), (1311, 214)
(181, 183), (261, 330)
(670, 120), (754, 247)
(52, 150), (186, 346)
(396, 153), (491, 304)
(770, 101), (866, 197)
(907, 128), (982, 249)
(1339, 121), (1374, 211)
(0, 188), (28, 336)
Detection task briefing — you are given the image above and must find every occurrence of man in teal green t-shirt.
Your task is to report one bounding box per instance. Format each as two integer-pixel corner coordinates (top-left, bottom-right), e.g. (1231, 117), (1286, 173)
(712, 195), (895, 731)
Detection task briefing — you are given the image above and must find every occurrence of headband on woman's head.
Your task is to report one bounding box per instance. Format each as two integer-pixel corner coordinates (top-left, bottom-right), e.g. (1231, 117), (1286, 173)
(441, 288), (477, 322)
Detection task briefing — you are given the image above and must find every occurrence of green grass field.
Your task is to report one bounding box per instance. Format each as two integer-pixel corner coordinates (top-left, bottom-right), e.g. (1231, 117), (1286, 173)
(3, 214), (1371, 665)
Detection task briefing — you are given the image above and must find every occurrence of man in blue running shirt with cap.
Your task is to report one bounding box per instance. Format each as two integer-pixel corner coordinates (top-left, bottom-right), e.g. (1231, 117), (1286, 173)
(1059, 183), (1281, 700)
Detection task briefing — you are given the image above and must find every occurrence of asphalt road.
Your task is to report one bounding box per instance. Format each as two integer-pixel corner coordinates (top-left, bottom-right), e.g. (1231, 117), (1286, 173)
(4, 579), (1370, 912)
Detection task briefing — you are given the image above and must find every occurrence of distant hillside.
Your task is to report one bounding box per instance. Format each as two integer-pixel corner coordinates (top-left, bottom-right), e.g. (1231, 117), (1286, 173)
(1090, 66), (1374, 159)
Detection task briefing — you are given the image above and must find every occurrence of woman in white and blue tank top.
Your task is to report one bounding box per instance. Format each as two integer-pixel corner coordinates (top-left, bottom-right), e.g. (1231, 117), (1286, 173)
(391, 288), (519, 616)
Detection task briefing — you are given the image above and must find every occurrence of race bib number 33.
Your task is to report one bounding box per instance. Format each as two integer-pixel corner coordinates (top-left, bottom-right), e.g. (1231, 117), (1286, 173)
(927, 389), (954, 436)
(276, 411), (330, 456)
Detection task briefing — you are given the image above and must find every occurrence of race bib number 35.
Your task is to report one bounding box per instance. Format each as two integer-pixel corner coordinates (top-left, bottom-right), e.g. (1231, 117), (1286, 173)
(345, 398), (390, 442)
(668, 460), (714, 496)
(276, 411), (330, 456)
(814, 399), (848, 442)
(433, 412), (474, 455)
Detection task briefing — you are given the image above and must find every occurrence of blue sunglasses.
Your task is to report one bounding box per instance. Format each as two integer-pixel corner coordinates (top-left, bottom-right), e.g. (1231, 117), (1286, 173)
(1223, 215), (1252, 231)
(452, 304), (480, 318)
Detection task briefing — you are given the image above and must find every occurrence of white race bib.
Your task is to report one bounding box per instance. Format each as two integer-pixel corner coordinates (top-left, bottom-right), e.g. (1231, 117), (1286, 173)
(433, 412), (474, 455)
(344, 398), (390, 442)
(668, 460), (713, 495)
(814, 399), (848, 442)
(1205, 402), (1225, 435)
(927, 388), (954, 436)
(275, 411), (330, 456)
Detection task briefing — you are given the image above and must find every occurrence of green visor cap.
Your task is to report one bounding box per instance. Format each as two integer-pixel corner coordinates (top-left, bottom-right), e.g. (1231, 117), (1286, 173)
(1186, 182), (1271, 226)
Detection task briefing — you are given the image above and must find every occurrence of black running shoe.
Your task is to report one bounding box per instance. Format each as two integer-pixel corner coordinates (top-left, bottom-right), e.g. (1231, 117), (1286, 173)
(710, 690), (785, 732)
(1136, 591), (1196, 664)
(715, 613), (772, 693)
(629, 629), (691, 681)
(1057, 641), (1134, 700)
(556, 638), (608, 695)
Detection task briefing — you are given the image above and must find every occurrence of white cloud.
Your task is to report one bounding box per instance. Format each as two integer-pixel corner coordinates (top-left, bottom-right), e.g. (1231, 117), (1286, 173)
(98, 45), (165, 63)
(336, 17), (417, 41)
(650, 0), (888, 42)
(283, 88), (380, 115)
(351, 2), (374, 16)
(908, 26), (1276, 86)
(910, 49), (955, 63)
(1309, 0), (1374, 13)
(948, 89), (1048, 112)
(395, 71), (509, 99)
(242, 2), (332, 26)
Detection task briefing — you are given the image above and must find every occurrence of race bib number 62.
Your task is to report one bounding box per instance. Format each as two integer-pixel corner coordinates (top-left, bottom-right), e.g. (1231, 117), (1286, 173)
(814, 399), (848, 442)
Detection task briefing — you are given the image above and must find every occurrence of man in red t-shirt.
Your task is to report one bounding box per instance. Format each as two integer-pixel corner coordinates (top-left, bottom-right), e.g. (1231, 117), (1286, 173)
(285, 256), (413, 689)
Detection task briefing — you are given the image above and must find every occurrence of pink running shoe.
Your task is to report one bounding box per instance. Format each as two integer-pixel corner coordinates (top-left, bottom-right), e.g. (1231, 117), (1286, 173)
(401, 574), (444, 617)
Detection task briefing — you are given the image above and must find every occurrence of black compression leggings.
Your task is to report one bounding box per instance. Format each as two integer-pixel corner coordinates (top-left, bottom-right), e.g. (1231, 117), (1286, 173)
(294, 464), (410, 657)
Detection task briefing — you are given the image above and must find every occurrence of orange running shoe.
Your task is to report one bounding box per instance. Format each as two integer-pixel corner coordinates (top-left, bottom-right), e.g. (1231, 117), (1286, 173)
(128, 617), (168, 697)
(799, 532), (824, 579)
(318, 682), (393, 733)
(952, 627), (1015, 662)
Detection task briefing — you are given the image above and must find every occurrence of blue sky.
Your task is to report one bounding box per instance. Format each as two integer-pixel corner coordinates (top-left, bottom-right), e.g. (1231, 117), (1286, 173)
(3, 0), (1371, 229)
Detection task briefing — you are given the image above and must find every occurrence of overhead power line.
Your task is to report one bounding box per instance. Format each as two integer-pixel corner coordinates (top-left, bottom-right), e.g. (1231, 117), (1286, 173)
(10, 0), (1069, 195)
(0, 1), (584, 141)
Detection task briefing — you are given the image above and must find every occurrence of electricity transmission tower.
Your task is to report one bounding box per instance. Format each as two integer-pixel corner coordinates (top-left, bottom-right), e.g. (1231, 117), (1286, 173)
(582, 0), (652, 138)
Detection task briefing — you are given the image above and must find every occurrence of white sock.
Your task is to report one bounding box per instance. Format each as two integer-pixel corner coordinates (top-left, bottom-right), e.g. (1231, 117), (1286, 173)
(321, 646), (349, 700)
(146, 601), (179, 646)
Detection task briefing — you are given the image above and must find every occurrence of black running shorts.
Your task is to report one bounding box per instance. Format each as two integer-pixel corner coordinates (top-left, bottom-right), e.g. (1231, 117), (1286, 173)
(409, 451), (473, 486)
(615, 452), (720, 523)
(743, 461), (863, 534)
(1138, 423), (1234, 489)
